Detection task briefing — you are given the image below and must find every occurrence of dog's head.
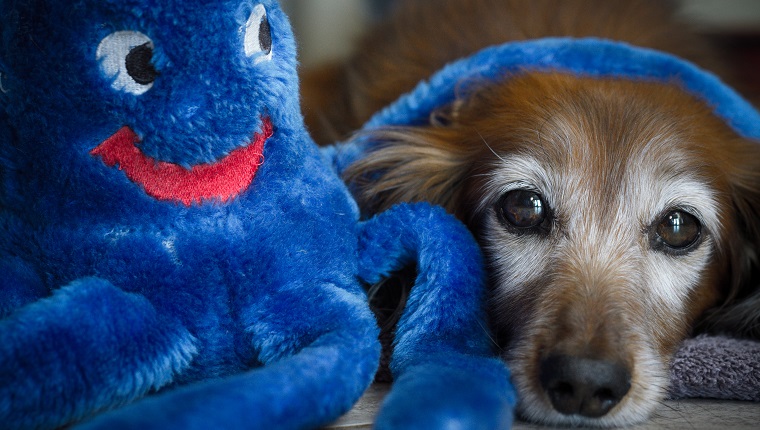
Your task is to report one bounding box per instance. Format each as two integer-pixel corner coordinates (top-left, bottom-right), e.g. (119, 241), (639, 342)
(347, 72), (760, 426)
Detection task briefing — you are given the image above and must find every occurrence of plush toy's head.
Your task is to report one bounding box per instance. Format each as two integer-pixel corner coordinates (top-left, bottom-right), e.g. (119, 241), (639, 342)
(0, 2), (385, 428)
(1, 0), (303, 214)
(0, 2), (517, 429)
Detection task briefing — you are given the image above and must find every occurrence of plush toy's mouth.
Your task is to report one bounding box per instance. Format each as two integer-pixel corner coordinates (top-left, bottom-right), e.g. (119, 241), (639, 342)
(91, 118), (273, 206)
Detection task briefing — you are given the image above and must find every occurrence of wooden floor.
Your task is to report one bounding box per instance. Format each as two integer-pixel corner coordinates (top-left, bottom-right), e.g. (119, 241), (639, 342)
(326, 383), (760, 429)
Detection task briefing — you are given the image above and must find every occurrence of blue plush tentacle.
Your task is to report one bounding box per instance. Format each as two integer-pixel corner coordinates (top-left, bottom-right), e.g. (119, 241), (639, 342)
(375, 356), (515, 430)
(0, 278), (198, 430)
(359, 203), (516, 429)
(74, 305), (379, 430)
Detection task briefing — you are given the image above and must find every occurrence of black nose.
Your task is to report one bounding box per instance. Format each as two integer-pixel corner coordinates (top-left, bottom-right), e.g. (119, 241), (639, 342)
(539, 354), (631, 418)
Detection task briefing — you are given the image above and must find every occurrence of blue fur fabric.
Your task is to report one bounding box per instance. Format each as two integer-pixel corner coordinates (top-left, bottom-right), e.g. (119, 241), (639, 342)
(0, 0), (514, 429)
(359, 204), (516, 430)
(325, 38), (760, 175)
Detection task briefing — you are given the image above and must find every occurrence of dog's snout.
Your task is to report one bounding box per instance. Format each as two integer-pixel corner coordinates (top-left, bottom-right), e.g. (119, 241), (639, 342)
(539, 354), (631, 418)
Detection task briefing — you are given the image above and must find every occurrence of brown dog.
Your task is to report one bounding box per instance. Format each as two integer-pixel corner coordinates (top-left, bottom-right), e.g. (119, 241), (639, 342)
(302, 0), (760, 426)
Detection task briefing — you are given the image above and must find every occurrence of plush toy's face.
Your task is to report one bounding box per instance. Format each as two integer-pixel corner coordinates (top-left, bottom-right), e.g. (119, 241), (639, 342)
(1, 0), (299, 208)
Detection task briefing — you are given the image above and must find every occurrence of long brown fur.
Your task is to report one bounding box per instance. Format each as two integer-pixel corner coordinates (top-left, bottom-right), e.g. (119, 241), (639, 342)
(301, 0), (760, 426)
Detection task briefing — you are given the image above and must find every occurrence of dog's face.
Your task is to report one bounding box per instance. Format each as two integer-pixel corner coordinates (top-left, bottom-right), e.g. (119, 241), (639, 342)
(463, 74), (744, 426)
(348, 72), (760, 426)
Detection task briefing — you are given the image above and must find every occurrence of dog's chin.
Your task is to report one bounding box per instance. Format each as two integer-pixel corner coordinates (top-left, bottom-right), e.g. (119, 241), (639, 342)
(505, 340), (669, 427)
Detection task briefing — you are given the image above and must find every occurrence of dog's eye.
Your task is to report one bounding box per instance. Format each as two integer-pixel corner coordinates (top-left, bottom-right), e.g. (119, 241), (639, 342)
(653, 210), (702, 253)
(497, 190), (550, 233)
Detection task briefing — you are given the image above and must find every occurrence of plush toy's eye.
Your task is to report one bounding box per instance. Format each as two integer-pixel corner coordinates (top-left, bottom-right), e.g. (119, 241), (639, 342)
(97, 31), (159, 95)
(244, 4), (273, 63)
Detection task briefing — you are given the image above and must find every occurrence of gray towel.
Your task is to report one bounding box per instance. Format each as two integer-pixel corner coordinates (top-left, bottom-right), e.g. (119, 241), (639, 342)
(669, 334), (760, 400)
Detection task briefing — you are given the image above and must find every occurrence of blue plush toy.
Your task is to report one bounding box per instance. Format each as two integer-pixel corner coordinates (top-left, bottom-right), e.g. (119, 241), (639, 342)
(0, 0), (515, 429)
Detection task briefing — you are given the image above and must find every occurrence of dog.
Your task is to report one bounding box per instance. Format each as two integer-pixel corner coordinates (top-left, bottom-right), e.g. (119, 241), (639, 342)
(301, 0), (760, 427)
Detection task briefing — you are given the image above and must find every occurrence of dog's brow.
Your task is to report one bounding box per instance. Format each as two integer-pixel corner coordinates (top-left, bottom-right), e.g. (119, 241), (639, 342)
(626, 167), (720, 234)
(479, 154), (554, 211)
(477, 129), (507, 164)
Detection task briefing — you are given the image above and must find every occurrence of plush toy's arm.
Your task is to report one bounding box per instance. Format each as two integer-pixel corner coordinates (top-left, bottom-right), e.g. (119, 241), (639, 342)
(359, 203), (516, 430)
(0, 277), (197, 430)
(74, 326), (379, 430)
(72, 284), (380, 430)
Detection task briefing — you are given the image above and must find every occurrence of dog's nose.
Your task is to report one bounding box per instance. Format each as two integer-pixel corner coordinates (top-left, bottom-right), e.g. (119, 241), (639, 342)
(539, 354), (631, 418)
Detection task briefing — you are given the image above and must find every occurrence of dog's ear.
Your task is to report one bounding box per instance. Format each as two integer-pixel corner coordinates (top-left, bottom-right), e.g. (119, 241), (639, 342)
(700, 137), (760, 339)
(428, 100), (464, 127)
(344, 115), (476, 217)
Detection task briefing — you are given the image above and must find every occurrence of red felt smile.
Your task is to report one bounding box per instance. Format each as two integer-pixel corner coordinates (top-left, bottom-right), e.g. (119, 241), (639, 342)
(91, 118), (273, 206)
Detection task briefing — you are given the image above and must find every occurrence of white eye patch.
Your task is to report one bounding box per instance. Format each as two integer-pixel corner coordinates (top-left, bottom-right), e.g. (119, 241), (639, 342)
(97, 31), (157, 95)
(243, 4), (273, 63)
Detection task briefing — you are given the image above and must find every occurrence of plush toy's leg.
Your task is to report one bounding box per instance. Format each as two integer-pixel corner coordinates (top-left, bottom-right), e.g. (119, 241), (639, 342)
(73, 326), (379, 430)
(0, 277), (197, 430)
(359, 203), (517, 430)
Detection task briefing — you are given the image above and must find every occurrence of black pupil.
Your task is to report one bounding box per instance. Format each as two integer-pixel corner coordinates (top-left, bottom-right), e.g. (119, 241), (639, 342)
(501, 190), (546, 229)
(259, 15), (272, 54)
(657, 211), (700, 249)
(125, 42), (159, 85)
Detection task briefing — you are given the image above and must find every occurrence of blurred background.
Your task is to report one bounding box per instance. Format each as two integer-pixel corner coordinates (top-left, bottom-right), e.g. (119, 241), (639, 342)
(280, 0), (394, 67)
(280, 0), (760, 100)
(281, 0), (760, 65)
